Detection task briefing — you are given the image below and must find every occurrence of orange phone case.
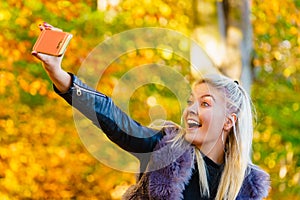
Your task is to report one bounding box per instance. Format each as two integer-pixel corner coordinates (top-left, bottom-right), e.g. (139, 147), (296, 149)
(32, 29), (73, 56)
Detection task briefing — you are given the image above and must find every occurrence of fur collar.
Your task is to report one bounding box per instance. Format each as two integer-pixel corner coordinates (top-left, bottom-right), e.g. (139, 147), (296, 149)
(147, 126), (194, 200)
(122, 126), (270, 200)
(237, 164), (270, 199)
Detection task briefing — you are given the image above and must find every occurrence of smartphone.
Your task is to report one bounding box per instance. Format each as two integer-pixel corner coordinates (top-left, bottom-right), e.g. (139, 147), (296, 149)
(32, 29), (73, 56)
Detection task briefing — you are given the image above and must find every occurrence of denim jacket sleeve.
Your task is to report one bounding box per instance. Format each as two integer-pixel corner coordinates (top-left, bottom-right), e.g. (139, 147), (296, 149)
(54, 73), (163, 154)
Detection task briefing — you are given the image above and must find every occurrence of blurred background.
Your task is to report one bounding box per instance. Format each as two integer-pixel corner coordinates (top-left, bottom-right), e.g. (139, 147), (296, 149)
(0, 0), (299, 199)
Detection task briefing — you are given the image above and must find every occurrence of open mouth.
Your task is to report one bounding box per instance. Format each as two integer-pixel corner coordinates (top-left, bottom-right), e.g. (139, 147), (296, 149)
(187, 119), (202, 128)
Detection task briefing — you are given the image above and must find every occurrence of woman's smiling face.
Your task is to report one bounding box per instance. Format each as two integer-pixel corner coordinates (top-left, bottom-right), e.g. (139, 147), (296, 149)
(183, 82), (227, 158)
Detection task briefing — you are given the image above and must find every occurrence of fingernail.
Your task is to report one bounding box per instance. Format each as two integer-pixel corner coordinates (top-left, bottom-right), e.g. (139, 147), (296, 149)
(43, 22), (52, 27)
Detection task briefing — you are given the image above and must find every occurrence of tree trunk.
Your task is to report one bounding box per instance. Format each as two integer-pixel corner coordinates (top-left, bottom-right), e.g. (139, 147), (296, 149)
(240, 0), (253, 93)
(191, 0), (253, 94)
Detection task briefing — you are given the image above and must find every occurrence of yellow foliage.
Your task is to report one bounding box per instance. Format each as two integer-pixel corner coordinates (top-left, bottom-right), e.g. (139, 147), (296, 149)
(0, 0), (299, 199)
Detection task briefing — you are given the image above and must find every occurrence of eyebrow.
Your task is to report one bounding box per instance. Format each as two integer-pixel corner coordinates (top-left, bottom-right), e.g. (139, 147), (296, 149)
(200, 94), (216, 102)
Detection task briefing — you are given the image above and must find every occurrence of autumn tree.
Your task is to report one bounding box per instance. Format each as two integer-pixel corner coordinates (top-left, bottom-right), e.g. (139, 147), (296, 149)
(0, 0), (299, 199)
(190, 0), (253, 92)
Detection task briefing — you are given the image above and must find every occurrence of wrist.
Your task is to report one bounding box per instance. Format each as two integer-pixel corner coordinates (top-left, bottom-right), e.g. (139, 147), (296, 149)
(45, 66), (71, 92)
(45, 65), (63, 77)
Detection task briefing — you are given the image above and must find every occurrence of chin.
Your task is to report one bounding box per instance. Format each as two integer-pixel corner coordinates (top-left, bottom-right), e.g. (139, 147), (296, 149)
(185, 127), (200, 135)
(184, 131), (200, 144)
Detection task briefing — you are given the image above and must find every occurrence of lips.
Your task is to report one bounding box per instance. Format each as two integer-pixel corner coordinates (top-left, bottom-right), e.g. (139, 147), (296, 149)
(187, 119), (202, 128)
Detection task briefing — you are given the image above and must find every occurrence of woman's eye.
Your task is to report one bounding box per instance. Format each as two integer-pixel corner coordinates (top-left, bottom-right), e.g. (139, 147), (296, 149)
(187, 100), (193, 105)
(201, 102), (210, 107)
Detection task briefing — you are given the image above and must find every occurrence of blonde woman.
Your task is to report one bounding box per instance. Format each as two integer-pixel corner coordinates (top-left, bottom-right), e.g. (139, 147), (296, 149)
(32, 23), (270, 200)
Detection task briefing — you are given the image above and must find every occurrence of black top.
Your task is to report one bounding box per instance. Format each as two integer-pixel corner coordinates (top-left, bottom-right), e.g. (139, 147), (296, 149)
(183, 156), (224, 200)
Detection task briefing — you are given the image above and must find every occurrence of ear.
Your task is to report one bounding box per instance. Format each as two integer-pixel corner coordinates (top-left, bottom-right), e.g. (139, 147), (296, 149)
(223, 113), (237, 131)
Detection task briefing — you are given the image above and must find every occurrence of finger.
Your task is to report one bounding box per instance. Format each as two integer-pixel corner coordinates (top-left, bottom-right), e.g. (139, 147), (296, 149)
(42, 26), (63, 32)
(31, 51), (43, 61)
(51, 27), (63, 32)
(31, 51), (47, 62)
(31, 50), (39, 58)
(43, 22), (54, 29)
(39, 24), (45, 31)
(43, 22), (63, 32)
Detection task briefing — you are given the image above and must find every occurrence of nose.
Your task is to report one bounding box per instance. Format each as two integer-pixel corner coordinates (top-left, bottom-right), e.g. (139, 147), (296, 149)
(186, 102), (198, 115)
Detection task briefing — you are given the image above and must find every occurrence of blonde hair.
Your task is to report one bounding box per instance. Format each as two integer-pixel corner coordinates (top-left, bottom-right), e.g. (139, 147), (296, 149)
(169, 74), (255, 199)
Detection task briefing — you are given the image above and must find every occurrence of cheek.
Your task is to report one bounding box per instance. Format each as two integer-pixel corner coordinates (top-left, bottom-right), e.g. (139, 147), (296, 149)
(207, 113), (225, 134)
(182, 108), (188, 118)
(202, 109), (225, 133)
(182, 109), (188, 126)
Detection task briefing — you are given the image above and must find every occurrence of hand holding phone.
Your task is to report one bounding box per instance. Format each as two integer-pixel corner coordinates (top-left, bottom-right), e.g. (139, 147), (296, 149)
(31, 23), (73, 93)
(32, 29), (73, 57)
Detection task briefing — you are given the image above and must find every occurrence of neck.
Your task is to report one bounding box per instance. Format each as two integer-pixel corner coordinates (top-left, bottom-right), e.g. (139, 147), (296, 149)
(205, 147), (225, 164)
(198, 137), (225, 164)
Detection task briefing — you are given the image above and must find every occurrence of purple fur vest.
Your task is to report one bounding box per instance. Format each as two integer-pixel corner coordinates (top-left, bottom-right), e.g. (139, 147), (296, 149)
(122, 126), (270, 200)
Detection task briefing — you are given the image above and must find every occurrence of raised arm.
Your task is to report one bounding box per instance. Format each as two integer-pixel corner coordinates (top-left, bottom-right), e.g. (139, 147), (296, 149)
(54, 74), (163, 153)
(31, 23), (162, 155)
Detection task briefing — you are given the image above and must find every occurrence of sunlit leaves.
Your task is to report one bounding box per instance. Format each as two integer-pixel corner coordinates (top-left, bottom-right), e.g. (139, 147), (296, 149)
(252, 0), (300, 79)
(1, 0), (299, 199)
(118, 0), (192, 33)
(0, 0), (137, 199)
(240, 0), (299, 198)
(252, 55), (300, 200)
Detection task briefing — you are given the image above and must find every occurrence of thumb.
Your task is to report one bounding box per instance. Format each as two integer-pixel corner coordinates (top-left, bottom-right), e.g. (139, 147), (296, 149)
(31, 51), (48, 62)
(31, 50), (41, 60)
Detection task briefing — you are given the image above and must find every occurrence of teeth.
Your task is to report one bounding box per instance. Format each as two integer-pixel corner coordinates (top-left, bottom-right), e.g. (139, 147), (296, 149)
(187, 119), (199, 124)
(187, 119), (201, 128)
